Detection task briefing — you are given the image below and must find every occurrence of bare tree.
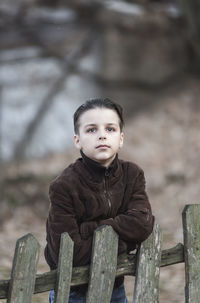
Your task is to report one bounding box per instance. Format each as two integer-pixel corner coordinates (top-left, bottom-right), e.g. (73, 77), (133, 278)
(179, 0), (200, 65)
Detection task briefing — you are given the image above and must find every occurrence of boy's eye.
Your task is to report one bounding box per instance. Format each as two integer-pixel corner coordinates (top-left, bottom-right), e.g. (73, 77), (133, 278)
(87, 128), (96, 133)
(107, 127), (115, 132)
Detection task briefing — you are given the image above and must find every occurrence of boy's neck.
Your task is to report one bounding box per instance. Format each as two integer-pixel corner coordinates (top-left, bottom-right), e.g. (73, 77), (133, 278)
(80, 150), (116, 168)
(80, 150), (118, 182)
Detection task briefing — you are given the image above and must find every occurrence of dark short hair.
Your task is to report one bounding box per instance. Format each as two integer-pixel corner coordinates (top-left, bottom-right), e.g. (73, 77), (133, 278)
(73, 98), (124, 134)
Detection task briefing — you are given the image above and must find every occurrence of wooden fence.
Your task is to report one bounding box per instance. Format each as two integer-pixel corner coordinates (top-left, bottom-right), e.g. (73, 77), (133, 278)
(0, 204), (200, 302)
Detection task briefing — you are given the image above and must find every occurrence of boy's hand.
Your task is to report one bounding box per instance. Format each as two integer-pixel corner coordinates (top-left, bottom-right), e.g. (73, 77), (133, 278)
(80, 221), (98, 240)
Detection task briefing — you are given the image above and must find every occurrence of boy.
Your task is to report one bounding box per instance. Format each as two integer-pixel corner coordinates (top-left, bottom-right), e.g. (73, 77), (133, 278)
(45, 98), (154, 303)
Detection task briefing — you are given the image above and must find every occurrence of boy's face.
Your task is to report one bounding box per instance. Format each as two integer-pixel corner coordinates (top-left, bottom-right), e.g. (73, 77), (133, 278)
(74, 108), (124, 167)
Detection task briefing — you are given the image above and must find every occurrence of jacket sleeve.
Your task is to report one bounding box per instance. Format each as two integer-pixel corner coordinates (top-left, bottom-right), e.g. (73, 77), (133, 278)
(98, 169), (154, 244)
(45, 181), (93, 268)
(80, 221), (127, 254)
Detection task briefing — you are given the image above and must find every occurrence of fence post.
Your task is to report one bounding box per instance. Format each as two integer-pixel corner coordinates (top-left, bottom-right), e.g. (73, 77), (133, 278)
(182, 204), (200, 303)
(7, 233), (40, 303)
(133, 221), (162, 303)
(55, 232), (74, 303)
(86, 225), (118, 303)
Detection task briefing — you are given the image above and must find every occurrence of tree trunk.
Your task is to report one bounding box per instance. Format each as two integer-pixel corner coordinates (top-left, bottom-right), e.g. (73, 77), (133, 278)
(180, 0), (200, 65)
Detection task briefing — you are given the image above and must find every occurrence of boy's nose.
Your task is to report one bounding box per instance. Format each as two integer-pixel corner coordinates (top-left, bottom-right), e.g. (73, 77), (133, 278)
(99, 135), (106, 140)
(98, 130), (106, 140)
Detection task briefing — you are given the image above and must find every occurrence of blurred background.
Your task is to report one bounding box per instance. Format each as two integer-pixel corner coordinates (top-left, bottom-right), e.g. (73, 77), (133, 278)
(0, 0), (200, 302)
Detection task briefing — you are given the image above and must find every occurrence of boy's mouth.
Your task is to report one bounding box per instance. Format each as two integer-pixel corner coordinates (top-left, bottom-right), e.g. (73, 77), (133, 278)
(96, 145), (110, 149)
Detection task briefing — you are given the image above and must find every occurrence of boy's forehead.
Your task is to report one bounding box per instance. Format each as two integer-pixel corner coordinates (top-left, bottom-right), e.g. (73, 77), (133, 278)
(79, 108), (120, 125)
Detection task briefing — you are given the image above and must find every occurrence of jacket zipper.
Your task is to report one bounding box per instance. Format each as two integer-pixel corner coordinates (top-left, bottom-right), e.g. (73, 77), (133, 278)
(104, 169), (112, 217)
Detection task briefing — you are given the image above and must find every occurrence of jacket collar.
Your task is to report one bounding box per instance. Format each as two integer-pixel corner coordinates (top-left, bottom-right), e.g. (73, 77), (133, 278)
(80, 150), (118, 183)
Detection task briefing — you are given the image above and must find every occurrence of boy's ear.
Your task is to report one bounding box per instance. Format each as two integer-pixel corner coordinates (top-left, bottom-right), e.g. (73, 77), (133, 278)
(119, 132), (124, 148)
(74, 134), (81, 149)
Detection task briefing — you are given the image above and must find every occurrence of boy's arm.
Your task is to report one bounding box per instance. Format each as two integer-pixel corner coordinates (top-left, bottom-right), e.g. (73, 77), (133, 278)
(99, 170), (154, 244)
(80, 221), (128, 254)
(45, 181), (93, 268)
(79, 169), (153, 249)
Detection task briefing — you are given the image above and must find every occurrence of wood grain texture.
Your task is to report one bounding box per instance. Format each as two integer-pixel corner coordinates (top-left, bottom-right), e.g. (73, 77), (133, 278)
(0, 242), (185, 299)
(182, 204), (200, 303)
(86, 225), (118, 303)
(133, 221), (162, 303)
(55, 233), (73, 303)
(7, 233), (40, 303)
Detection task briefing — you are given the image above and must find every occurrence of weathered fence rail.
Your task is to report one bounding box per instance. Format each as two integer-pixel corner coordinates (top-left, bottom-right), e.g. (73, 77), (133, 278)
(0, 204), (200, 302)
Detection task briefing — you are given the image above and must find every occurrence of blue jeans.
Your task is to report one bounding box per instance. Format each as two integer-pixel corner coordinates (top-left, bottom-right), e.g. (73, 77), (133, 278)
(49, 283), (128, 303)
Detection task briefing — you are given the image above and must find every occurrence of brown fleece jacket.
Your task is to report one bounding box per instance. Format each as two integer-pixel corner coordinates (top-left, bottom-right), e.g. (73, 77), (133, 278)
(45, 154), (154, 276)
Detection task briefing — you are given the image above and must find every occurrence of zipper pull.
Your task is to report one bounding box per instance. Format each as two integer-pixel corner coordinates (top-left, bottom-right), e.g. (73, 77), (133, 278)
(105, 169), (109, 177)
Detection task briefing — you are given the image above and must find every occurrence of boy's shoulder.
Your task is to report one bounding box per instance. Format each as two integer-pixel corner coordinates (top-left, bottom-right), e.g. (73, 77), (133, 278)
(50, 158), (83, 189)
(119, 158), (144, 176)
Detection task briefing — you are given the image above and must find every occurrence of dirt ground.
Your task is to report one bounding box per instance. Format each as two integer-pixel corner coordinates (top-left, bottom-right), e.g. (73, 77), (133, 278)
(0, 74), (200, 302)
